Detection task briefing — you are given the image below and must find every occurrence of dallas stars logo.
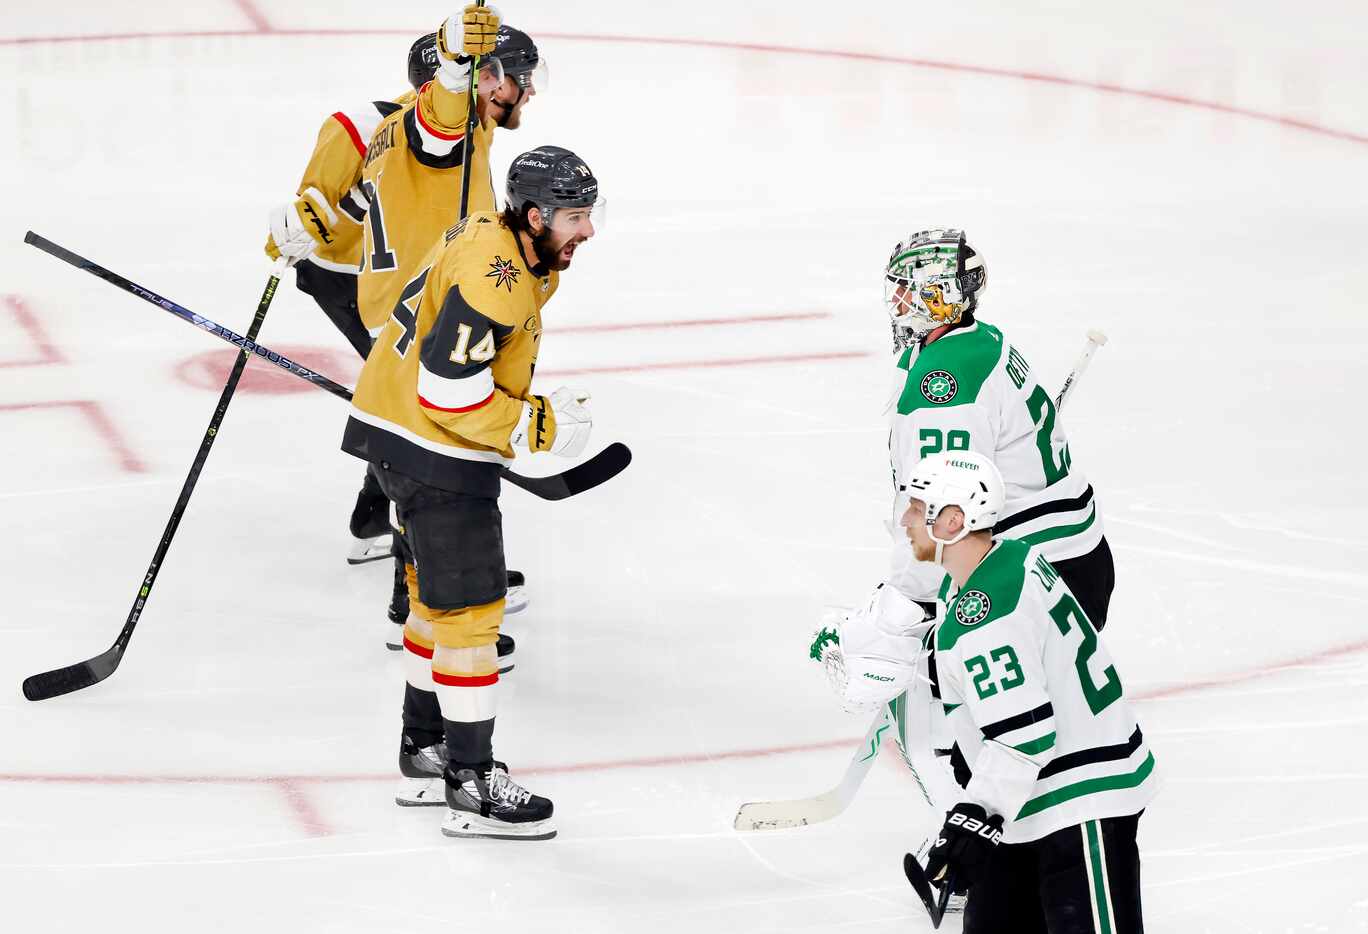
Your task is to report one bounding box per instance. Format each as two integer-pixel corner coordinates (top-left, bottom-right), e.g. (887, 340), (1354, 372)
(486, 255), (521, 292)
(921, 369), (957, 404)
(809, 626), (840, 661)
(955, 590), (992, 626)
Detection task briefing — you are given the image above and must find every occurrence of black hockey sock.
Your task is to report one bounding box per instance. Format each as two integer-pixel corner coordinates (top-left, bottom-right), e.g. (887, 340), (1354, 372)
(402, 684), (443, 747)
(444, 718), (495, 768)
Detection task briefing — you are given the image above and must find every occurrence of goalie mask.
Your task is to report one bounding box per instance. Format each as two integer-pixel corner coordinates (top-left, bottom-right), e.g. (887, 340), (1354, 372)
(904, 451), (1005, 548)
(884, 229), (987, 341)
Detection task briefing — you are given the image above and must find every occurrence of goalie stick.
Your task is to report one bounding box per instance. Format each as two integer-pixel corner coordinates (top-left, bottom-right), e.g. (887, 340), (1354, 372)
(733, 331), (1109, 833)
(23, 231), (632, 503)
(732, 707), (892, 831)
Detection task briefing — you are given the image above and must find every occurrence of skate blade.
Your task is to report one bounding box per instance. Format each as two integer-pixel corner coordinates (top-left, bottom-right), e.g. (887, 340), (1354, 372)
(441, 812), (557, 840)
(347, 534), (393, 565)
(394, 778), (447, 807)
(504, 585), (530, 615)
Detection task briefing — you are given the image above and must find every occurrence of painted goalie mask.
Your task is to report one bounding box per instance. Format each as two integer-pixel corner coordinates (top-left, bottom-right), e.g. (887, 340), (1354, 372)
(884, 228), (987, 340)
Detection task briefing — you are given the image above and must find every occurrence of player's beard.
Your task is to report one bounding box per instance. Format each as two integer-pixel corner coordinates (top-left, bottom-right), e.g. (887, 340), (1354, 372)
(532, 225), (584, 272)
(910, 532), (938, 564)
(490, 90), (524, 129)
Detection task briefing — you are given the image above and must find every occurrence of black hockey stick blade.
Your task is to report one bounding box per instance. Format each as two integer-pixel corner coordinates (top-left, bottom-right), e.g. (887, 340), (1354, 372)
(22, 646), (122, 701)
(902, 854), (953, 929)
(501, 442), (631, 500)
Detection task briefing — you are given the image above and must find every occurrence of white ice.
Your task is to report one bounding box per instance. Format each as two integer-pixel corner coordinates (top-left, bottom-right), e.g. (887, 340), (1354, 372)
(2, 2), (1367, 931)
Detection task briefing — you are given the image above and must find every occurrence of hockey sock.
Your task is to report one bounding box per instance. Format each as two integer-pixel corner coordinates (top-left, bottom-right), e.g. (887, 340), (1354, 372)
(444, 718), (496, 770)
(402, 684), (443, 747)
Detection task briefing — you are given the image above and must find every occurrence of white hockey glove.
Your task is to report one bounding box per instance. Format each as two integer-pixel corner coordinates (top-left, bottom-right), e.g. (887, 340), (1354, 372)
(266, 187), (336, 266)
(810, 583), (933, 713)
(510, 387), (592, 457)
(435, 5), (503, 91)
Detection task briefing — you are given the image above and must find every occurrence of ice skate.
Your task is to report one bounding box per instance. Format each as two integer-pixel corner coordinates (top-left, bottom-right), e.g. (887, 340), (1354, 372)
(395, 734), (447, 807)
(505, 569), (529, 615)
(441, 762), (555, 840)
(347, 474), (392, 565)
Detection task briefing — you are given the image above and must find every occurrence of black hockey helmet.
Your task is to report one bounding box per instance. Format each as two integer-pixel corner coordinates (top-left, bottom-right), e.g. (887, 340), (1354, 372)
(407, 32), (440, 90)
(506, 146), (599, 219)
(492, 26), (542, 90)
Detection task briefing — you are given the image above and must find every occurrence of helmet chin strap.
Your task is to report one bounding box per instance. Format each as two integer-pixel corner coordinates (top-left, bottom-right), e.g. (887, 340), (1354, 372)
(495, 81), (525, 112)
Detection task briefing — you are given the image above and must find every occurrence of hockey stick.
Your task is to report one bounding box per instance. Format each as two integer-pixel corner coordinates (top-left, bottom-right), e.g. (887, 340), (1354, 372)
(735, 336), (1110, 831)
(1055, 329), (1108, 409)
(457, 0), (486, 220)
(902, 855), (954, 930)
(21, 256), (288, 702)
(23, 232), (632, 502)
(733, 707), (892, 831)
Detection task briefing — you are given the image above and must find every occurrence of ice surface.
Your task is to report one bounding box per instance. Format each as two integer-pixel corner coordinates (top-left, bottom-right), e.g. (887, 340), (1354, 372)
(2, 2), (1366, 931)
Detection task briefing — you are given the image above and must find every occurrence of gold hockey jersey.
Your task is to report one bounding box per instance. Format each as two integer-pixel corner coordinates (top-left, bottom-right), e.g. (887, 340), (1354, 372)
(355, 80), (497, 330)
(265, 92), (415, 273)
(342, 211), (558, 496)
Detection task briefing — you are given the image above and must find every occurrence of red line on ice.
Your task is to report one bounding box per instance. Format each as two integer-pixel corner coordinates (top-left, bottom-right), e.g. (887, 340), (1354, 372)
(3, 637), (1366, 787)
(231, 0), (272, 34)
(0, 400), (147, 473)
(1, 295), (65, 367)
(0, 30), (1362, 147)
(274, 777), (332, 837)
(3, 635), (1367, 836)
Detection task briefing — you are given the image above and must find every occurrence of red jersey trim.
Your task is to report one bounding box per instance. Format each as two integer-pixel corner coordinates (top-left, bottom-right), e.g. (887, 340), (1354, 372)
(418, 390), (495, 413)
(414, 98), (466, 142)
(433, 671), (499, 687)
(332, 111), (367, 157)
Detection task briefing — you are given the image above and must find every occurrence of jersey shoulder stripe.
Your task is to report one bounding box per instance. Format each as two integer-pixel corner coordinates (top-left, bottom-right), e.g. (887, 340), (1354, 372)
(333, 93), (409, 158)
(331, 111), (367, 156)
(897, 322), (1005, 414)
(936, 538), (1030, 652)
(404, 102), (473, 168)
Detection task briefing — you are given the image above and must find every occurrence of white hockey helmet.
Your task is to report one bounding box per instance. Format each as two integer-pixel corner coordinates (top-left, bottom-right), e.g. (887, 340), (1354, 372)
(884, 228), (987, 340)
(904, 451), (1005, 546)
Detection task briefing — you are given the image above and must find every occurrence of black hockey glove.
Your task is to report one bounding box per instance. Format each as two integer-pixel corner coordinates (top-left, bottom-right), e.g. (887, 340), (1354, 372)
(924, 802), (1004, 894)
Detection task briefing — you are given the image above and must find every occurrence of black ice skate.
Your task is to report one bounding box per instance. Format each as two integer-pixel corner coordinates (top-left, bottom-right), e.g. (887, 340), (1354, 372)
(347, 477), (393, 565)
(441, 762), (555, 840)
(505, 569), (529, 615)
(395, 734), (447, 807)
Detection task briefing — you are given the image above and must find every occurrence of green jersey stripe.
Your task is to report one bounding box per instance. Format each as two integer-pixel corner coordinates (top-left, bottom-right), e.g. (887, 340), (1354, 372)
(1016, 752), (1156, 820)
(1013, 732), (1057, 756)
(1017, 503), (1097, 546)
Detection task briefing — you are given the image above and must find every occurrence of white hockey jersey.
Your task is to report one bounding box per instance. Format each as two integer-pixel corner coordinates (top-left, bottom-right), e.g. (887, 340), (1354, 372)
(888, 320), (1104, 601)
(931, 538), (1157, 843)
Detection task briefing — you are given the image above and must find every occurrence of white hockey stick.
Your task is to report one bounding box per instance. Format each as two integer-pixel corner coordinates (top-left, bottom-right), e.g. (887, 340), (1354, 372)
(1055, 329), (1108, 409)
(734, 330), (1110, 833)
(733, 707), (892, 831)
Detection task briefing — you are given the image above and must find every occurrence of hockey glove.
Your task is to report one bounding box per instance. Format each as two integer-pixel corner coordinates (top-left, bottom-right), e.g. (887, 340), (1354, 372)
(265, 187), (337, 265)
(925, 802), (1004, 894)
(435, 5), (502, 90)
